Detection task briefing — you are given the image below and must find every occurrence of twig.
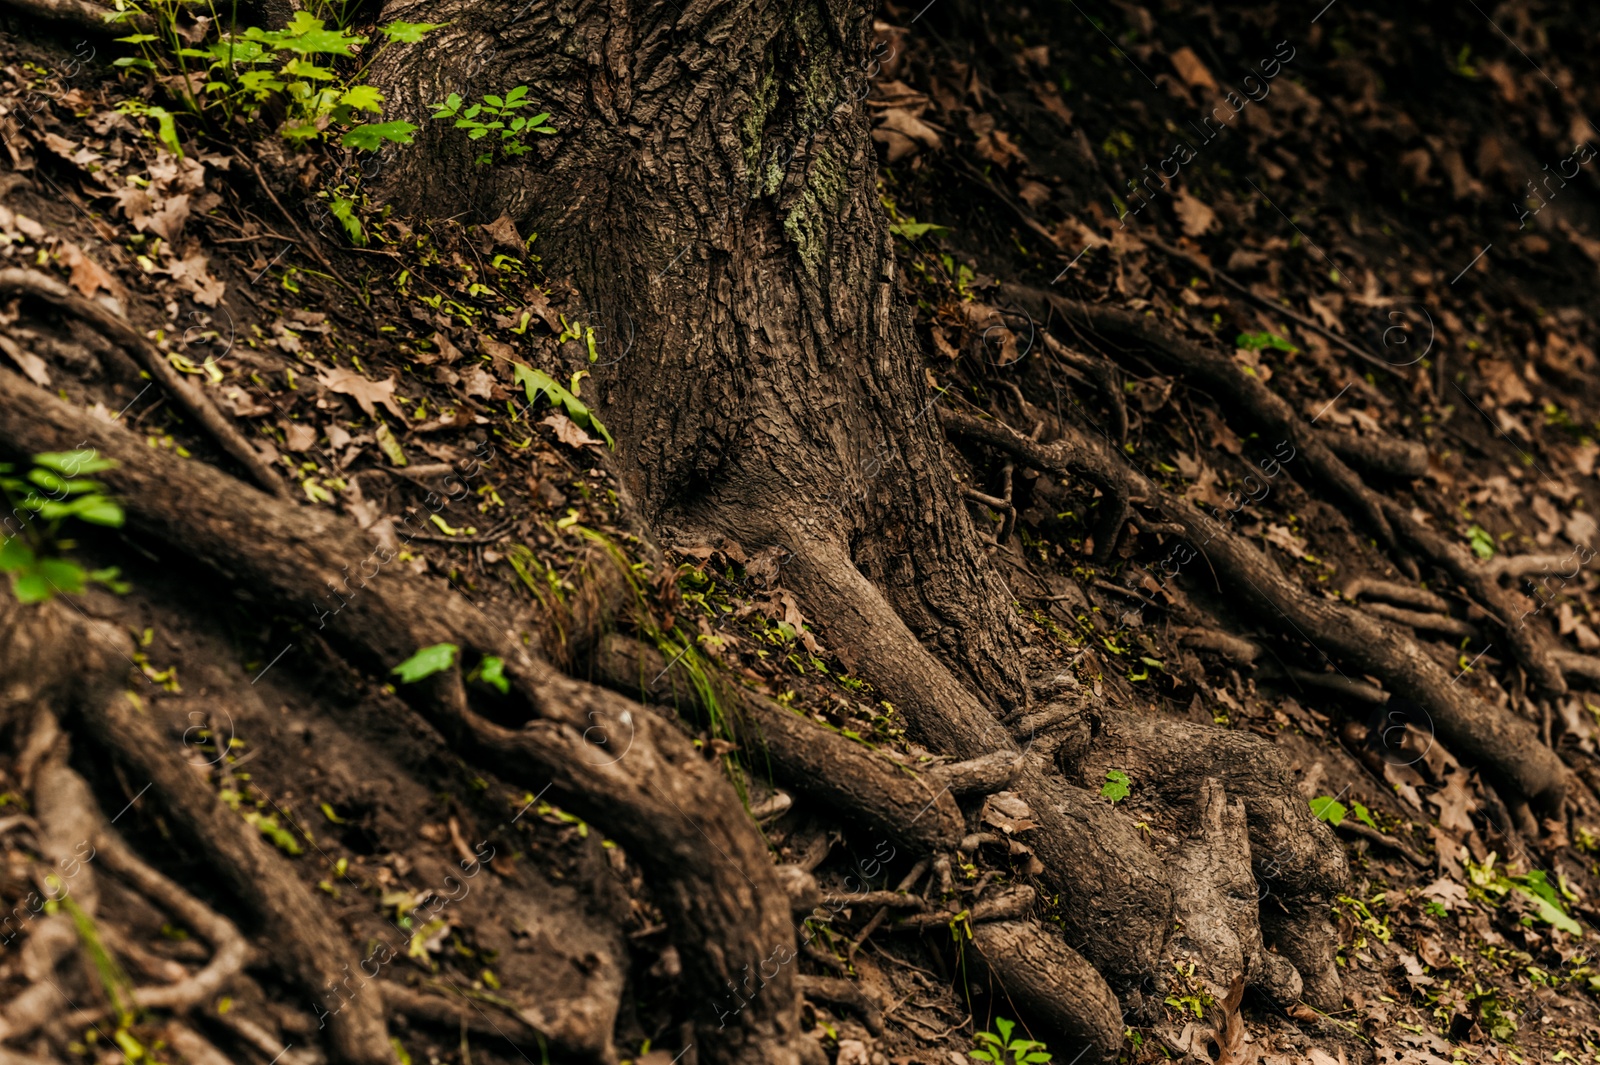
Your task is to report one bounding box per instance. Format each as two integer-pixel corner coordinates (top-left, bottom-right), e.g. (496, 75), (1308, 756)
(229, 148), (354, 292)
(0, 269), (288, 497)
(1142, 237), (1403, 377)
(1343, 578), (1450, 613)
(1333, 819), (1429, 868)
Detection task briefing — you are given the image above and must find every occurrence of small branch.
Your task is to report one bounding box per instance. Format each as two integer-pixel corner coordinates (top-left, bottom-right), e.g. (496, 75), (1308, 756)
(0, 269), (289, 498)
(924, 751), (1025, 798)
(1343, 578), (1450, 613)
(1333, 819), (1430, 868)
(1356, 601), (1477, 639)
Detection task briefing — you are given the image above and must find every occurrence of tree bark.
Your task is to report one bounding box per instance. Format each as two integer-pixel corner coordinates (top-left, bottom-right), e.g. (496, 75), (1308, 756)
(369, 0), (1030, 725)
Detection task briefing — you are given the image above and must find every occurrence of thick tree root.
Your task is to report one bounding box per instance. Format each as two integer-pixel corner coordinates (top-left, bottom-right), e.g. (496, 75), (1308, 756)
(56, 762), (249, 1027)
(1323, 430), (1429, 480)
(1041, 333), (1126, 443)
(588, 633), (965, 853)
(1006, 285), (1569, 695)
(0, 368), (804, 1065)
(970, 920), (1123, 1063)
(0, 270), (288, 499)
(941, 406), (1568, 813)
(2, 603), (393, 1065)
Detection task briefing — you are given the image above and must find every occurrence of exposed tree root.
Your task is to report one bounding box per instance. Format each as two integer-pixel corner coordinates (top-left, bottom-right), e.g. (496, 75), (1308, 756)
(1007, 286), (1399, 552)
(0, 602), (393, 1065)
(0, 270), (288, 499)
(0, 0), (125, 32)
(1323, 430), (1429, 480)
(587, 633), (965, 853)
(375, 983), (554, 1052)
(1041, 333), (1126, 443)
(1343, 579), (1451, 613)
(47, 761), (249, 1028)
(796, 976), (884, 1036)
(940, 406), (1569, 813)
(1006, 285), (1571, 695)
(970, 920), (1123, 1063)
(1353, 600), (1478, 639)
(0, 367), (803, 1065)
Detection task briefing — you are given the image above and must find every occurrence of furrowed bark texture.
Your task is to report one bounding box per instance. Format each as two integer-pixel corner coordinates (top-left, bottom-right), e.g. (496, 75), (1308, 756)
(368, 0), (1031, 721)
(363, 0), (1354, 1012)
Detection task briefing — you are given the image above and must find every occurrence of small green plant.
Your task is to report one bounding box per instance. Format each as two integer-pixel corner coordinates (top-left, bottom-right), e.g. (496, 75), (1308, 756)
(430, 86), (555, 165)
(1466, 523), (1497, 560)
(1310, 795), (1377, 829)
(512, 364), (614, 446)
(392, 642), (458, 682)
(1100, 769), (1130, 803)
(1236, 330), (1298, 354)
(971, 1018), (1052, 1064)
(108, 2), (440, 151)
(0, 451), (129, 604)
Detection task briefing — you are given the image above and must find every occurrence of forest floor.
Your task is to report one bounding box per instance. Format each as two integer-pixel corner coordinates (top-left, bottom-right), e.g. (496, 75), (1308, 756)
(2, 1), (1600, 1064)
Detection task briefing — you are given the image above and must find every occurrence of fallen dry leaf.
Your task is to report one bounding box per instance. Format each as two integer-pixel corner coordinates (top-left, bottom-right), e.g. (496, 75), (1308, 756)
(1173, 189), (1217, 236)
(0, 335), (50, 387)
(318, 368), (407, 421)
(58, 242), (114, 298)
(482, 214), (522, 251)
(1170, 47), (1220, 91)
(541, 412), (599, 448)
(460, 365), (496, 400)
(283, 422), (317, 452)
(981, 791), (1040, 834)
(144, 193), (192, 242)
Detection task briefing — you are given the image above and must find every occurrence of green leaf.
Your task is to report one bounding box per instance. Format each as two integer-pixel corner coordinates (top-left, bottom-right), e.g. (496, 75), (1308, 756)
(1235, 330), (1299, 354)
(1310, 795), (1347, 826)
(429, 92), (464, 118)
(88, 566), (130, 594)
(0, 538), (34, 573)
(342, 120), (418, 150)
(145, 105), (183, 158)
(994, 1019), (1015, 1044)
(37, 557), (87, 595)
(392, 643), (458, 683)
(374, 421), (407, 464)
(1510, 871), (1582, 937)
(271, 13), (367, 55)
(889, 219), (948, 240)
(116, 33), (159, 42)
(483, 94), (504, 108)
(68, 495), (125, 527)
(511, 363), (614, 447)
(1100, 769), (1130, 803)
(475, 656), (509, 694)
(1466, 524), (1496, 560)
(27, 468), (101, 495)
(377, 20), (444, 42)
(243, 810), (303, 854)
(339, 84), (385, 113)
(12, 571), (53, 603)
(1350, 800), (1378, 829)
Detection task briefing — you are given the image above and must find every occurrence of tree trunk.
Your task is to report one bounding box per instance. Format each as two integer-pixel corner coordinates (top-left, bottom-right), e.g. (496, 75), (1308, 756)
(369, 0), (1030, 728)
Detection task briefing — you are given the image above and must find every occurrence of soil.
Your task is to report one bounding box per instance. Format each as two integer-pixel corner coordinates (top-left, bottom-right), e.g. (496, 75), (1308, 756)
(2, 1), (1600, 1064)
